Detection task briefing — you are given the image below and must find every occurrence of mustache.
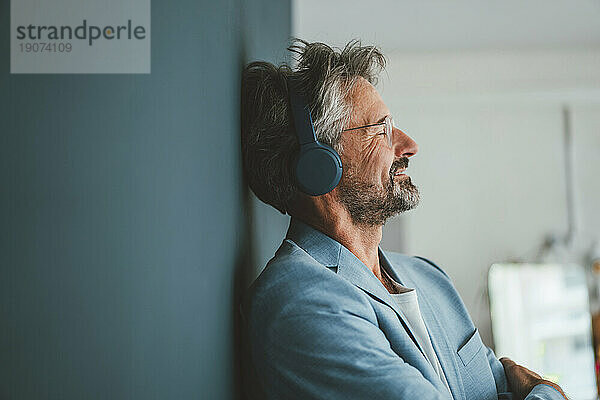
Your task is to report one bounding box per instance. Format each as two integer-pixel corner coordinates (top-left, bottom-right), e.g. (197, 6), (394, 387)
(389, 157), (409, 177)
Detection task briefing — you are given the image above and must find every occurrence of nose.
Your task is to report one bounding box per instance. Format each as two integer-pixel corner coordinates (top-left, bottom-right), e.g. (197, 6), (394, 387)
(392, 126), (418, 158)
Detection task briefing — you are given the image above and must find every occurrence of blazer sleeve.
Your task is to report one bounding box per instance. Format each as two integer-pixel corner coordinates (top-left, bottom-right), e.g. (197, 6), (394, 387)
(525, 385), (569, 400)
(485, 345), (510, 396)
(246, 269), (454, 400)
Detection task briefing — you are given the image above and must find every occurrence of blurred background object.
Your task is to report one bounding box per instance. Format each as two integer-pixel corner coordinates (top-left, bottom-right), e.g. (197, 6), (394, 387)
(486, 104), (599, 399)
(489, 263), (596, 399)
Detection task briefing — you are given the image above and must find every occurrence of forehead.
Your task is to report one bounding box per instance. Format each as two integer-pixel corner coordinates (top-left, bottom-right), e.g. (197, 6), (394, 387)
(348, 77), (389, 125)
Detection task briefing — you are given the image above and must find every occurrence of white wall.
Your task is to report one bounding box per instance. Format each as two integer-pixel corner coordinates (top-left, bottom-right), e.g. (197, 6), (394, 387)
(380, 48), (600, 346)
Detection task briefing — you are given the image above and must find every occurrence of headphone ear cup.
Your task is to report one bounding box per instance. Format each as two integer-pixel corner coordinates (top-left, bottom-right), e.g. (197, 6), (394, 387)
(295, 143), (342, 196)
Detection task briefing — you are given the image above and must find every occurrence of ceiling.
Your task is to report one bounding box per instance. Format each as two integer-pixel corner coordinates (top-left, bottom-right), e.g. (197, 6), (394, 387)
(293, 0), (600, 52)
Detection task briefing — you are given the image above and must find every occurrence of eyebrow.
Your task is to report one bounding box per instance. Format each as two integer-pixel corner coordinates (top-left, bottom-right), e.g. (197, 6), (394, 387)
(362, 114), (388, 127)
(374, 114), (388, 124)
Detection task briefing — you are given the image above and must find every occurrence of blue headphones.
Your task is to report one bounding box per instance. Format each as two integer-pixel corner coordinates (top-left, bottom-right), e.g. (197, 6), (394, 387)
(287, 78), (343, 196)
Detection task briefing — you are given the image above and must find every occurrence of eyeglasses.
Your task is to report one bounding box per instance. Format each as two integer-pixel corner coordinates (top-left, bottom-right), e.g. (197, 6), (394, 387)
(342, 115), (394, 148)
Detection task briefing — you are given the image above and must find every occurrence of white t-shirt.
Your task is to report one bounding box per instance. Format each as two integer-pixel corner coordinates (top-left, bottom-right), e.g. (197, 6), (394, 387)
(382, 266), (453, 396)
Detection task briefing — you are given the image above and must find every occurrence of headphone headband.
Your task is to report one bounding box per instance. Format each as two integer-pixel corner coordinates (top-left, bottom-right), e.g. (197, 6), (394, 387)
(287, 79), (318, 146)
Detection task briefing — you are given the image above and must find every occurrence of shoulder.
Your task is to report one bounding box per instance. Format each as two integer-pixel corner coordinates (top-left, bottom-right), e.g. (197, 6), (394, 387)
(243, 240), (375, 331)
(384, 251), (452, 282)
(384, 251), (474, 324)
(413, 255), (452, 280)
(383, 251), (465, 308)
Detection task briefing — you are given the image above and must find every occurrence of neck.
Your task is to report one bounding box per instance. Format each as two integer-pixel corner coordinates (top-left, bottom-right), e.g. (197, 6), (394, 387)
(291, 198), (384, 279)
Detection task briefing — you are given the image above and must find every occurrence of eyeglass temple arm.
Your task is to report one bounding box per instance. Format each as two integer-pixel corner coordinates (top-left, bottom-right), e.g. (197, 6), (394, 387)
(342, 121), (386, 132)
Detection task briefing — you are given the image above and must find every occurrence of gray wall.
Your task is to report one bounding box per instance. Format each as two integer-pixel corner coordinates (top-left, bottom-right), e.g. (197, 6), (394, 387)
(0, 0), (290, 398)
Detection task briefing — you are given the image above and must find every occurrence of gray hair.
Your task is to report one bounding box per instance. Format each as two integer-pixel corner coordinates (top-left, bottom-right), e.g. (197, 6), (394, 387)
(241, 39), (386, 214)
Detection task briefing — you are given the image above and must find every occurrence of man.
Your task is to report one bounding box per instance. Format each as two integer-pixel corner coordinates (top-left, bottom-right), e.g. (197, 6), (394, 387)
(240, 39), (567, 400)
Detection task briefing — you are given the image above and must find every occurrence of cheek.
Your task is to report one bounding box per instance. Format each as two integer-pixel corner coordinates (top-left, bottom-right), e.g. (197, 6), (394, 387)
(339, 137), (392, 183)
(352, 151), (391, 183)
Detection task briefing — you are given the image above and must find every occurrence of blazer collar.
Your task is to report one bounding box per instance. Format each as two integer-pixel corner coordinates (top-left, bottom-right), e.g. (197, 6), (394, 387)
(285, 218), (342, 268)
(285, 218), (426, 356)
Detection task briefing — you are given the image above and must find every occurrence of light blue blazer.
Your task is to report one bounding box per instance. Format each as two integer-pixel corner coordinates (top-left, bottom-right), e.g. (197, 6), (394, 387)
(242, 219), (564, 400)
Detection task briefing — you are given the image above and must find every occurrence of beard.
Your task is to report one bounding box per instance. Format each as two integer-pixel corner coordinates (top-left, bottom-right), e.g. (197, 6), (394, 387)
(336, 157), (420, 227)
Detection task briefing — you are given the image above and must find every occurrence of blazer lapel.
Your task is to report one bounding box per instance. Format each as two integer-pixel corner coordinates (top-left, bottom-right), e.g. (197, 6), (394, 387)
(383, 252), (466, 400)
(336, 247), (427, 358)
